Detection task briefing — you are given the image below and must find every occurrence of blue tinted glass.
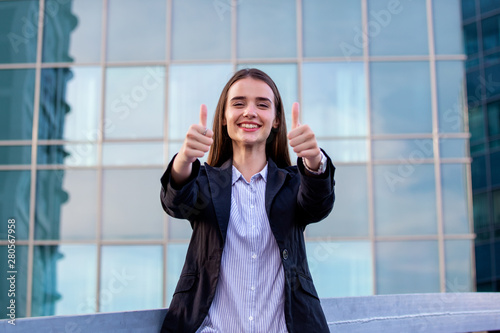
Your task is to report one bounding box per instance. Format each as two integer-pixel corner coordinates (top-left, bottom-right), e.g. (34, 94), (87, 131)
(367, 0), (428, 56)
(376, 241), (440, 294)
(436, 61), (466, 133)
(317, 139), (368, 163)
(481, 0), (500, 13)
(488, 101), (500, 136)
(0, 146), (31, 164)
(306, 241), (373, 297)
(484, 63), (500, 100)
(31, 245), (97, 316)
(441, 164), (470, 234)
(464, 23), (478, 56)
(491, 151), (500, 186)
(103, 142), (164, 166)
(471, 154), (487, 190)
(482, 15), (500, 52)
(433, 0), (463, 55)
(475, 243), (492, 281)
(469, 106), (485, 144)
(168, 64), (232, 140)
(171, 0), (230, 60)
(445, 240), (473, 292)
(0, 171), (30, 240)
(370, 62), (432, 134)
(307, 166), (369, 237)
(373, 139), (434, 160)
(166, 243), (189, 304)
(494, 190), (500, 226)
(440, 139), (468, 158)
(0, 69), (35, 140)
(35, 170), (97, 240)
(374, 164), (437, 236)
(38, 144), (98, 166)
(462, 0), (476, 20)
(0, 0), (39, 63)
(107, 0), (166, 62)
(102, 169), (164, 239)
(473, 193), (489, 230)
(0, 245), (28, 319)
(43, 0), (103, 63)
(37, 145), (68, 165)
(101, 246), (163, 312)
(466, 70), (483, 108)
(104, 66), (165, 139)
(303, 0), (362, 58)
(237, 0), (296, 58)
(303, 62), (367, 137)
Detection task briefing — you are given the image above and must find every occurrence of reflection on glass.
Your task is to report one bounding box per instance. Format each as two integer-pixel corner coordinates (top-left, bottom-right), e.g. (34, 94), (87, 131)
(303, 0), (362, 58)
(303, 62), (366, 137)
(484, 63), (500, 100)
(103, 142), (164, 166)
(42, 0), (77, 63)
(462, 0), (475, 20)
(171, 0), (230, 60)
(35, 170), (97, 240)
(482, 14), (500, 52)
(433, 0), (463, 55)
(370, 62), (432, 134)
(102, 169), (164, 239)
(105, 66), (165, 139)
(0, 246), (28, 319)
(376, 241), (440, 294)
(169, 216), (193, 240)
(440, 139), (468, 158)
(436, 61), (466, 133)
(473, 193), (489, 230)
(0, 171), (31, 240)
(307, 166), (368, 237)
(107, 0), (166, 62)
(237, 0), (296, 58)
(469, 106), (485, 145)
(374, 164), (437, 236)
(0, 146), (31, 164)
(101, 246), (162, 312)
(373, 139), (433, 161)
(31, 245), (97, 316)
(306, 241), (373, 297)
(168, 64), (232, 140)
(491, 151), (500, 186)
(317, 139), (367, 163)
(445, 240), (473, 292)
(37, 145), (69, 165)
(0, 0), (39, 63)
(464, 23), (478, 57)
(481, 0), (500, 13)
(441, 164), (470, 234)
(166, 243), (188, 305)
(466, 70), (482, 108)
(37, 144), (97, 166)
(488, 101), (500, 137)
(471, 154), (486, 190)
(0, 69), (35, 140)
(367, 0), (428, 56)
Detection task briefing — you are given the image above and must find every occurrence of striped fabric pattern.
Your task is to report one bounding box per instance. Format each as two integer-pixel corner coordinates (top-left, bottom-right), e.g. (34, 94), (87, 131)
(196, 163), (287, 333)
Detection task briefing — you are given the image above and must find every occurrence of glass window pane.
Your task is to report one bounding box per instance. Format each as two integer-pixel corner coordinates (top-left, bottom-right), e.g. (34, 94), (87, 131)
(237, 0), (296, 59)
(0, 245), (28, 319)
(0, 146), (31, 164)
(462, 0), (476, 20)
(0, 0), (39, 63)
(376, 241), (440, 294)
(35, 170), (97, 240)
(166, 243), (189, 305)
(484, 63), (500, 100)
(440, 139), (468, 158)
(0, 69), (35, 140)
(370, 62), (432, 134)
(471, 154), (487, 190)
(171, 0), (230, 60)
(31, 245), (97, 316)
(303, 62), (367, 137)
(37, 144), (98, 166)
(373, 139), (434, 161)
(469, 106), (485, 145)
(168, 216), (192, 240)
(488, 101), (500, 136)
(0, 171), (31, 240)
(307, 166), (369, 237)
(103, 142), (164, 166)
(306, 241), (373, 297)
(466, 70), (482, 108)
(106, 0), (166, 62)
(445, 240), (473, 292)
(481, 0), (500, 13)
(104, 66), (165, 139)
(441, 164), (470, 234)
(493, 189), (500, 227)
(433, 0), (463, 55)
(436, 61), (466, 133)
(100, 245), (162, 312)
(374, 164), (437, 236)
(464, 23), (478, 57)
(168, 64), (232, 140)
(368, 0), (428, 56)
(475, 243), (492, 283)
(303, 0), (362, 58)
(317, 139), (368, 163)
(482, 13), (500, 52)
(42, 0), (103, 63)
(102, 169), (164, 239)
(473, 192), (489, 231)
(491, 151), (500, 186)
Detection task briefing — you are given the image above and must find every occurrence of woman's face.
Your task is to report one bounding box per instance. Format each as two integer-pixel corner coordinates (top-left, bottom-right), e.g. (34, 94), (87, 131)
(223, 77), (279, 150)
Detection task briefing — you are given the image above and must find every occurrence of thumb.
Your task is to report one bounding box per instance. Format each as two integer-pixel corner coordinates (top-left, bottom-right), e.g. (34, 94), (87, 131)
(199, 104), (208, 128)
(291, 102), (300, 130)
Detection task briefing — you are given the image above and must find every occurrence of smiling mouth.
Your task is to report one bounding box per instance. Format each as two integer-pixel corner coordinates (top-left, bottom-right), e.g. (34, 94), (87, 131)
(239, 123), (260, 129)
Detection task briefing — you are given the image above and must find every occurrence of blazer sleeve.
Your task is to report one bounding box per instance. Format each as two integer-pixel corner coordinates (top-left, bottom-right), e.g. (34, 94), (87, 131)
(296, 149), (336, 224)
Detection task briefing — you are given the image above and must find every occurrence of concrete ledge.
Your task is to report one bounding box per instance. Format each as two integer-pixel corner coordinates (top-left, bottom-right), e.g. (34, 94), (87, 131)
(2, 293), (500, 332)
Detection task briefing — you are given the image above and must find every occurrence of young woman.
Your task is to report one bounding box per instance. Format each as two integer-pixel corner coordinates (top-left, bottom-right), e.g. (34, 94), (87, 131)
(160, 68), (335, 333)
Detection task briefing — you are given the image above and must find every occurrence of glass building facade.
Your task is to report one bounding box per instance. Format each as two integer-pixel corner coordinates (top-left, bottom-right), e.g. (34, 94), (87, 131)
(0, 0), (473, 318)
(462, 0), (500, 292)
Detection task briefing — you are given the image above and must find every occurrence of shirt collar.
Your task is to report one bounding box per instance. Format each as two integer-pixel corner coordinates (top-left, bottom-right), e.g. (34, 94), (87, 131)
(232, 163), (268, 185)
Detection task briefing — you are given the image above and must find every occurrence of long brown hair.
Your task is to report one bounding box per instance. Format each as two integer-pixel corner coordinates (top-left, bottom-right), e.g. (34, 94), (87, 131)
(207, 68), (291, 168)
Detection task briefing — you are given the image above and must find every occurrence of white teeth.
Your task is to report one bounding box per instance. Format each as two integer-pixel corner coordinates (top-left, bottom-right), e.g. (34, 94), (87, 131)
(240, 124), (258, 129)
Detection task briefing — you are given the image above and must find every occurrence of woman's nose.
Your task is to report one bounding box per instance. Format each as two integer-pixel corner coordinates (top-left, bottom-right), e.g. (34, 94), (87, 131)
(243, 104), (257, 117)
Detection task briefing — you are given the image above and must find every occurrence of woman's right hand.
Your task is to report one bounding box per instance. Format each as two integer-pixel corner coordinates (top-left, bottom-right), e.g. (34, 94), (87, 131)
(171, 104), (214, 184)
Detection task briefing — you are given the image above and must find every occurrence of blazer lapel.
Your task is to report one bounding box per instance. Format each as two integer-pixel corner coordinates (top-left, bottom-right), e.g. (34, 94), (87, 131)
(265, 159), (289, 217)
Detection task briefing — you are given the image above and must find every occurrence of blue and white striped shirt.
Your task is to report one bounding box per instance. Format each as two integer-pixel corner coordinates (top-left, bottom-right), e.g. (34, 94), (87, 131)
(196, 163), (287, 333)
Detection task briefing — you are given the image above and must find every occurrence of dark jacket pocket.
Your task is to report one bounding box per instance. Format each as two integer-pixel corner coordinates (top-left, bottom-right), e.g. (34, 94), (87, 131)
(173, 274), (197, 295)
(298, 274), (320, 300)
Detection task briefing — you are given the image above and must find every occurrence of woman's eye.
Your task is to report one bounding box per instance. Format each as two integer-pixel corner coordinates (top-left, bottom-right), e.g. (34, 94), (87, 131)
(233, 102), (244, 107)
(258, 104), (269, 108)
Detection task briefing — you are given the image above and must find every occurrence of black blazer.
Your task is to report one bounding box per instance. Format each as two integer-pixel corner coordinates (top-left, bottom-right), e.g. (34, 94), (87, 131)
(160, 152), (335, 333)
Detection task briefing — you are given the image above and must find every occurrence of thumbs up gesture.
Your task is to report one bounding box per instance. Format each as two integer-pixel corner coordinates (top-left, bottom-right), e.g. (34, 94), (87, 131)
(172, 104), (214, 183)
(287, 102), (322, 171)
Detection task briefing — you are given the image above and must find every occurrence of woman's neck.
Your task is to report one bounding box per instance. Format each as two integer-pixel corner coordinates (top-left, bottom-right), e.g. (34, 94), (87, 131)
(232, 144), (267, 182)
